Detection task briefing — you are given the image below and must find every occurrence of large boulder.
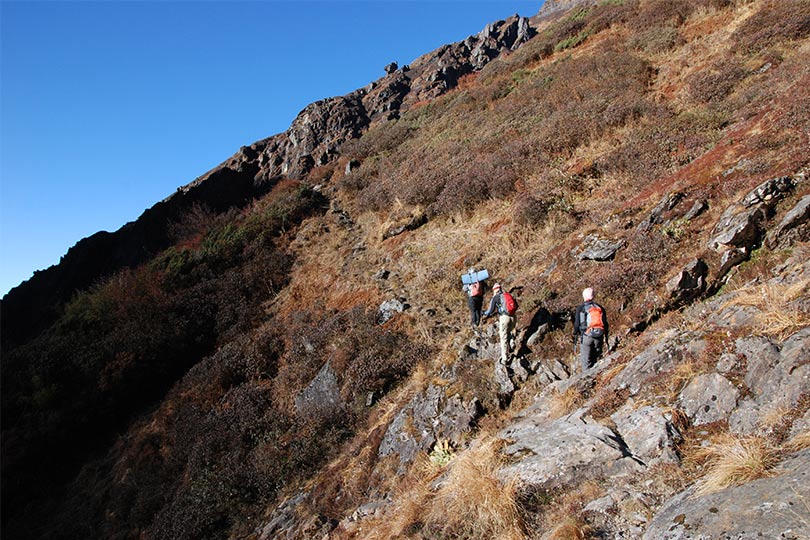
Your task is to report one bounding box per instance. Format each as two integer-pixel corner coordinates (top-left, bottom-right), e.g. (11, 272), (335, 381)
(499, 408), (644, 487)
(730, 329), (810, 435)
(766, 195), (810, 249)
(678, 373), (740, 426)
(643, 449), (810, 540)
(611, 404), (683, 466)
(378, 384), (481, 469)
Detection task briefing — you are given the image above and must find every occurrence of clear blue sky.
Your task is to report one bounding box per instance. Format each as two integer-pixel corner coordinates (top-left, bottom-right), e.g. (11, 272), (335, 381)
(1, 0), (541, 296)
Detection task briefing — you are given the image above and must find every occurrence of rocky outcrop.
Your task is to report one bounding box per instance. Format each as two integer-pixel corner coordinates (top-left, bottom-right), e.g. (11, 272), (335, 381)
(378, 383), (481, 470)
(665, 258), (708, 307)
(708, 175), (798, 280)
(766, 194), (810, 249)
(643, 449), (810, 540)
(500, 407), (645, 488)
(573, 234), (626, 261)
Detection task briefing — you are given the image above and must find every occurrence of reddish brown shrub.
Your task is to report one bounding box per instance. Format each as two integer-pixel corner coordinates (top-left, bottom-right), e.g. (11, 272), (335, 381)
(732, 0), (810, 53)
(687, 59), (749, 103)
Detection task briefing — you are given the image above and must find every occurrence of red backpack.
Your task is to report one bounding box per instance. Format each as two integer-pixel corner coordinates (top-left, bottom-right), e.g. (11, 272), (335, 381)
(502, 291), (518, 316)
(583, 303), (604, 337)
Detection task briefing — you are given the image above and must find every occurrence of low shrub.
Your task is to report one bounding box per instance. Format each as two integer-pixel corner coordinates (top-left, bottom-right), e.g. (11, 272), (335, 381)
(687, 59), (748, 103)
(732, 0), (810, 53)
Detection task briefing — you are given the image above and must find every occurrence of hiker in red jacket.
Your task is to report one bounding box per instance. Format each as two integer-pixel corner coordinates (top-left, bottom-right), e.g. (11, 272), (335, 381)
(483, 283), (518, 364)
(573, 287), (609, 371)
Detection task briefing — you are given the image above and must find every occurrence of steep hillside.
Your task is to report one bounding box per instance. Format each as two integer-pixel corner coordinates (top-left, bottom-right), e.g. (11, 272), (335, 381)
(2, 1), (809, 540)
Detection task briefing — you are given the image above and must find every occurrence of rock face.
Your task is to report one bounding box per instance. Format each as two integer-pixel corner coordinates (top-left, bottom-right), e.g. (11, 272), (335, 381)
(730, 328), (810, 435)
(574, 234), (626, 261)
(666, 258), (708, 306)
(643, 449), (810, 540)
(708, 175), (797, 280)
(500, 408), (644, 487)
(766, 194), (810, 249)
(295, 362), (343, 418)
(378, 384), (480, 469)
(678, 373), (740, 426)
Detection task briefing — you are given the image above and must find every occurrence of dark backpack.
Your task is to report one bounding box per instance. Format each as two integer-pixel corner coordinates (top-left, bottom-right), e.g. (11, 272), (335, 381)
(580, 303), (604, 338)
(502, 291), (518, 316)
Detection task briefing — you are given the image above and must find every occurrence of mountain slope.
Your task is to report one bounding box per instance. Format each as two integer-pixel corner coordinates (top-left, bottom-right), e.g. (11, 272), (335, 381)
(2, 1), (809, 539)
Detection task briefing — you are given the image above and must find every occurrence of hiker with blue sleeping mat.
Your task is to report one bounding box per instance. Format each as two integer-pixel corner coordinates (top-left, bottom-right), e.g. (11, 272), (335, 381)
(573, 287), (609, 371)
(461, 268), (488, 328)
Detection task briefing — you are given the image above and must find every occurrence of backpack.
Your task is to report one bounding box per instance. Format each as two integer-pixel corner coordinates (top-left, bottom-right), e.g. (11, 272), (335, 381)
(581, 303), (605, 338)
(502, 291), (518, 316)
(470, 281), (482, 297)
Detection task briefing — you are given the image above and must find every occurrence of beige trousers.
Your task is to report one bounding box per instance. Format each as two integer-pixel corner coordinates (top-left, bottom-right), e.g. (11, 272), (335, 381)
(498, 314), (516, 363)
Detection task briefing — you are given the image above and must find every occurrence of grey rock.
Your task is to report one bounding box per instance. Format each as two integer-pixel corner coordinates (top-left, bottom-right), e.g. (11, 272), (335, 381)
(683, 199), (708, 221)
(741, 175), (794, 207)
(766, 194), (810, 249)
(378, 298), (408, 324)
(608, 331), (698, 395)
(575, 234), (626, 261)
(612, 404), (682, 466)
(709, 176), (795, 253)
(718, 247), (749, 276)
(494, 361), (516, 403)
(294, 361), (343, 418)
(643, 449), (810, 540)
(378, 384), (480, 468)
(679, 373), (740, 426)
(639, 191), (685, 232)
(666, 258), (708, 306)
(256, 493), (308, 540)
(499, 408), (644, 487)
(709, 203), (764, 252)
(730, 329), (810, 435)
(716, 352), (739, 374)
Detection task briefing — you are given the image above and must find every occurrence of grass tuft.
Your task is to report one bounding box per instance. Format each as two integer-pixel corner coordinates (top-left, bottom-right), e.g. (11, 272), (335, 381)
(693, 434), (780, 495)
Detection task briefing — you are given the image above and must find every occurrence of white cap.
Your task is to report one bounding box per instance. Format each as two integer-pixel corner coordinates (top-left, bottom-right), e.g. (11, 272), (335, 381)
(582, 287), (594, 301)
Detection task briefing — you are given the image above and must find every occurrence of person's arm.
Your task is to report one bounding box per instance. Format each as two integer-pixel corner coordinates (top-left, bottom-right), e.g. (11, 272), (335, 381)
(602, 304), (609, 339)
(483, 296), (497, 317)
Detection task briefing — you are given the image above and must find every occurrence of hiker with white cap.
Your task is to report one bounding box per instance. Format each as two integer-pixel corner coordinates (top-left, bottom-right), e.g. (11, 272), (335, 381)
(573, 287), (609, 371)
(482, 282), (518, 364)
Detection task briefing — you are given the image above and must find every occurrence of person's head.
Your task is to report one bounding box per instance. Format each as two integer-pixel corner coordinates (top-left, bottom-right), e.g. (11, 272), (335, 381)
(582, 287), (594, 302)
(493, 283), (502, 293)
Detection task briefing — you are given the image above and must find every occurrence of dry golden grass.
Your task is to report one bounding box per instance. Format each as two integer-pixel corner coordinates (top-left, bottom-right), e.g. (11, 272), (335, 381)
(722, 277), (810, 340)
(784, 430), (810, 453)
(545, 517), (592, 540)
(354, 437), (524, 540)
(425, 438), (525, 540)
(535, 481), (603, 538)
(548, 386), (586, 420)
(691, 433), (781, 496)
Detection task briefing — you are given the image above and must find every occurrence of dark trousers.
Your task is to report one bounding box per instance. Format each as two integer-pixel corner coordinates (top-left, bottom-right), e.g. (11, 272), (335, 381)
(468, 295), (483, 326)
(580, 334), (603, 370)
